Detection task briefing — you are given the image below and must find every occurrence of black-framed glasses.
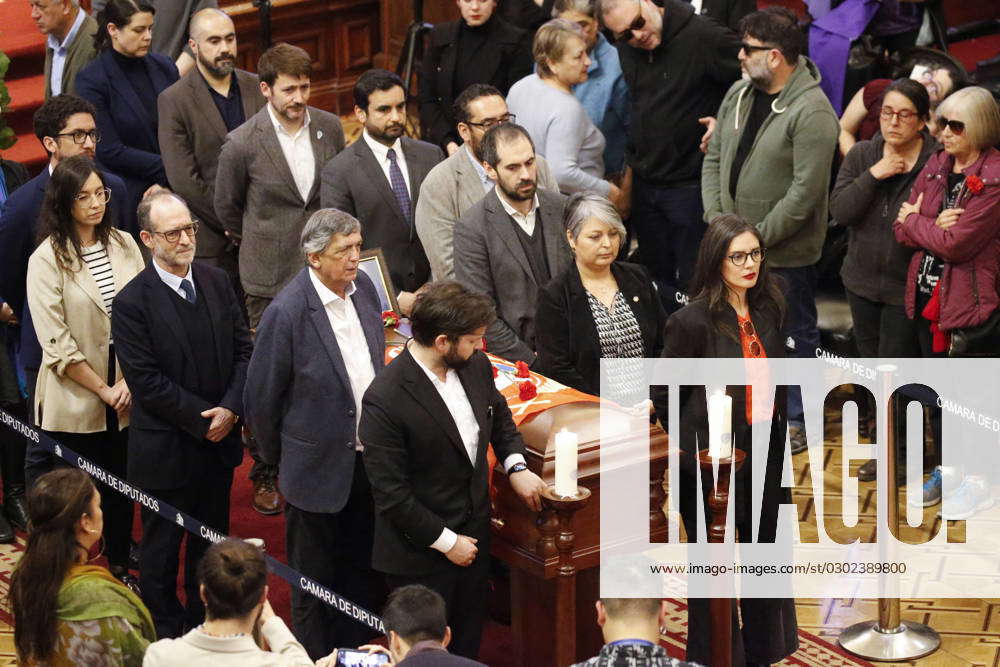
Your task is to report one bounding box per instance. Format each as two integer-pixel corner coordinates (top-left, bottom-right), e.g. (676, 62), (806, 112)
(727, 248), (765, 266)
(466, 113), (516, 130)
(936, 116), (965, 135)
(612, 5), (646, 42)
(74, 187), (111, 204)
(55, 129), (101, 145)
(880, 107), (918, 122)
(152, 222), (199, 244)
(740, 42), (775, 54)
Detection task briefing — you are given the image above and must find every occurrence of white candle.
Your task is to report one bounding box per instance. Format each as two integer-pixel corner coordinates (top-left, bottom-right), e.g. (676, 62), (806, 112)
(554, 428), (579, 497)
(707, 390), (733, 458)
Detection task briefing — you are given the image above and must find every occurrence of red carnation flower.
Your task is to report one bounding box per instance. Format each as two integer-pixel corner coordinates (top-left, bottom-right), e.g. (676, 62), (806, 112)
(967, 174), (984, 195)
(491, 365), (498, 378)
(518, 381), (537, 401)
(381, 310), (400, 328)
(515, 360), (530, 378)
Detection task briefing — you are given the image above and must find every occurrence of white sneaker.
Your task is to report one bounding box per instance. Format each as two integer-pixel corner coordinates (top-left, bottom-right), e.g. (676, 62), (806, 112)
(939, 476), (994, 520)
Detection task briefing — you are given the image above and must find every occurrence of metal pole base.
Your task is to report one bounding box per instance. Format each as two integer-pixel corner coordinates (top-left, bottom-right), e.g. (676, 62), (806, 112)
(838, 620), (940, 662)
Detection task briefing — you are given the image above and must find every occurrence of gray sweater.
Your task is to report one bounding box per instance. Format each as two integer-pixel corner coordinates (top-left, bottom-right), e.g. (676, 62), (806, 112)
(506, 73), (610, 197)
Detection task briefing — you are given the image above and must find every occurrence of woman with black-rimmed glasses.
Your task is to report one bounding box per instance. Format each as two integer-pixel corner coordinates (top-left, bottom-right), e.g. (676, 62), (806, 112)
(653, 214), (798, 666)
(26, 154), (145, 587)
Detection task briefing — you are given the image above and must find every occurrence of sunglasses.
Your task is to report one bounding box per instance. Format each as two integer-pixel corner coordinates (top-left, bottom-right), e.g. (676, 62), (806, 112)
(741, 320), (763, 356)
(936, 117), (965, 135)
(612, 6), (646, 43)
(740, 42), (774, 54)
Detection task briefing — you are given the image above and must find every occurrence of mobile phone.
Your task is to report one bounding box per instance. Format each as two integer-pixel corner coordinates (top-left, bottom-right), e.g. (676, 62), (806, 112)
(335, 648), (391, 666)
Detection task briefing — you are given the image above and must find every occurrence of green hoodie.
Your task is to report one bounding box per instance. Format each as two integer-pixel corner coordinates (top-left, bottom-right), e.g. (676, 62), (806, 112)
(702, 56), (839, 268)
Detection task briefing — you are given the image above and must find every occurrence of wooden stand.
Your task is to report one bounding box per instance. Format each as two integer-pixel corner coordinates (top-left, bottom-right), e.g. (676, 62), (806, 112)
(697, 448), (746, 667)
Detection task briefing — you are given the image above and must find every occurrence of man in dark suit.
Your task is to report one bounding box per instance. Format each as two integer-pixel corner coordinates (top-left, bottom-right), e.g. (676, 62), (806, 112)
(360, 280), (545, 659)
(215, 42), (347, 330)
(112, 189), (252, 639)
(0, 95), (127, 505)
(419, 0), (532, 153)
(158, 7), (265, 280)
(453, 123), (572, 365)
(244, 209), (386, 659)
(321, 69), (444, 316)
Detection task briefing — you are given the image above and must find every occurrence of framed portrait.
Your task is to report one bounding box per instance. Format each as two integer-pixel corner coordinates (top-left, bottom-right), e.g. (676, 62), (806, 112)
(358, 248), (399, 314)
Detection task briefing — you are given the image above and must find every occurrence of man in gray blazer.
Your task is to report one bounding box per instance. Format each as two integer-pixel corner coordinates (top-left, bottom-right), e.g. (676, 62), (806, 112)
(321, 70), (444, 316)
(158, 8), (265, 280)
(454, 124), (571, 365)
(33, 0), (97, 99)
(215, 43), (346, 330)
(244, 210), (385, 659)
(415, 84), (558, 281)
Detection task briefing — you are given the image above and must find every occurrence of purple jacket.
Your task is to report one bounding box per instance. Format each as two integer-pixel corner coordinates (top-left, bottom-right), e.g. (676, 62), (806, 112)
(894, 147), (1000, 331)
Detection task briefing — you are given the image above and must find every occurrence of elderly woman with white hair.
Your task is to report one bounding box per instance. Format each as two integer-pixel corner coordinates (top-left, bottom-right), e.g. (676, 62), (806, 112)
(534, 192), (663, 403)
(506, 19), (627, 212)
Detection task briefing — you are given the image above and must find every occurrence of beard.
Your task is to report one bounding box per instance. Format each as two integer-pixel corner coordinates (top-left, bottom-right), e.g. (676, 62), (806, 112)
(199, 51), (235, 78)
(368, 121), (405, 144)
(498, 177), (537, 202)
(443, 346), (474, 371)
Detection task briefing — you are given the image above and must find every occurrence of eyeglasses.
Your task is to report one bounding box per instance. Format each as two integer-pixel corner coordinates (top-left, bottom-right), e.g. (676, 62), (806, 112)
(74, 187), (111, 204)
(152, 222), (199, 244)
(741, 320), (763, 356)
(727, 248), (765, 266)
(612, 5), (646, 42)
(880, 107), (918, 122)
(936, 116), (965, 135)
(740, 42), (775, 54)
(466, 113), (516, 130)
(55, 130), (101, 145)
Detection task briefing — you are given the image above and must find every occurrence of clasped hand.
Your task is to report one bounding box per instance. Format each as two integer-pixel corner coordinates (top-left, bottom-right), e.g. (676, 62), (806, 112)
(201, 406), (237, 442)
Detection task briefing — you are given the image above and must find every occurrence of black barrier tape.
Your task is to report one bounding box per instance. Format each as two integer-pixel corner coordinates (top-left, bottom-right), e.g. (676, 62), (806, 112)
(0, 408), (385, 634)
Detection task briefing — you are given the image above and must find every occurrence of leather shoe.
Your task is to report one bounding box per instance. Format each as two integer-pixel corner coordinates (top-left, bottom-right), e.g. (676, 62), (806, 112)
(0, 512), (13, 544)
(252, 479), (283, 515)
(5, 495), (29, 532)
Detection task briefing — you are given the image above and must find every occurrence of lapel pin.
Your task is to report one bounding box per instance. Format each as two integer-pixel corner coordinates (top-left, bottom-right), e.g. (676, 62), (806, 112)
(317, 130), (323, 140)
(633, 296), (639, 302)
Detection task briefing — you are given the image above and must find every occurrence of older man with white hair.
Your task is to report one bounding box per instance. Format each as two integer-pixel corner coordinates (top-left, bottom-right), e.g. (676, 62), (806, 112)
(30, 0), (98, 98)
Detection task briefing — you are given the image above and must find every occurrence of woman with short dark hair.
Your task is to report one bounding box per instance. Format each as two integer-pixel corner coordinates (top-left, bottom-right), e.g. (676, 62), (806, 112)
(75, 0), (178, 235)
(143, 539), (313, 666)
(26, 154), (144, 584)
(654, 214), (798, 666)
(9, 468), (155, 665)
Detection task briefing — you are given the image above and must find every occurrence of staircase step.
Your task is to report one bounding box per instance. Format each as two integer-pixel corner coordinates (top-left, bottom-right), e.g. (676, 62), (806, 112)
(0, 9), (47, 61)
(6, 74), (47, 115)
(3, 131), (47, 175)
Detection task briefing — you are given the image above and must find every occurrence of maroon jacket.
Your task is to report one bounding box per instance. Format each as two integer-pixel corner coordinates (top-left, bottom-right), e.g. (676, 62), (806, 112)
(894, 147), (1000, 331)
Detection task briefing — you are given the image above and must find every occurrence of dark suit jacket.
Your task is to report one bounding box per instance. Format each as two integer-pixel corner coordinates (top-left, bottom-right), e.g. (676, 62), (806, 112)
(0, 167), (127, 371)
(359, 347), (527, 576)
(214, 106), (346, 298)
(1, 159), (29, 194)
(397, 644), (487, 667)
(244, 268), (385, 513)
(112, 263), (251, 489)
(696, 0), (757, 32)
(75, 49), (179, 234)
(418, 16), (532, 149)
(535, 261), (665, 396)
(496, 0), (556, 31)
(320, 136), (444, 294)
(158, 68), (265, 259)
(43, 12), (98, 99)
(453, 187), (572, 364)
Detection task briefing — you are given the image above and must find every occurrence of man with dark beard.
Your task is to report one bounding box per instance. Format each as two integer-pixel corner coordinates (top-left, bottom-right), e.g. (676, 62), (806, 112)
(320, 69), (444, 316)
(158, 8), (264, 281)
(453, 123), (572, 365)
(360, 280), (545, 659)
(415, 84), (559, 281)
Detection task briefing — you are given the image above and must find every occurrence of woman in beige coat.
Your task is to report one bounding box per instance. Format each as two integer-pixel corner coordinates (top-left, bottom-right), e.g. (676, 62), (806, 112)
(27, 154), (144, 583)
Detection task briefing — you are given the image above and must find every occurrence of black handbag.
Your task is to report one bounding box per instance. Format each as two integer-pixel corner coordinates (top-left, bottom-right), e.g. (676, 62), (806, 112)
(949, 309), (1000, 357)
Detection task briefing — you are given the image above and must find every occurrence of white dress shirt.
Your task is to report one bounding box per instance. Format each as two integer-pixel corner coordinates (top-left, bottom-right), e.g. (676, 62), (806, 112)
(152, 259), (196, 300)
(496, 189), (540, 237)
(308, 269), (375, 436)
(362, 130), (411, 195)
(411, 348), (526, 554)
(47, 7), (86, 96)
(267, 105), (316, 202)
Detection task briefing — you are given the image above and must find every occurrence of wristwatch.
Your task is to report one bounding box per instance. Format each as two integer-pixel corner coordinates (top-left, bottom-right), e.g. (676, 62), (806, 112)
(508, 462), (528, 475)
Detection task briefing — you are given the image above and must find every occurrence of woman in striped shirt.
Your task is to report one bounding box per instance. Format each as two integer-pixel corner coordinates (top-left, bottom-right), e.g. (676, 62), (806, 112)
(27, 154), (144, 586)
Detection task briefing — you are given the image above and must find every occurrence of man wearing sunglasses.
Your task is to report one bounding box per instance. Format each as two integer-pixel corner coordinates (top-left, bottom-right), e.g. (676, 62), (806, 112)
(702, 7), (838, 455)
(597, 0), (741, 313)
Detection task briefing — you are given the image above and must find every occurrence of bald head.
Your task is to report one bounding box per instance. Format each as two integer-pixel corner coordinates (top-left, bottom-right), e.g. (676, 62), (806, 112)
(189, 9), (238, 79)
